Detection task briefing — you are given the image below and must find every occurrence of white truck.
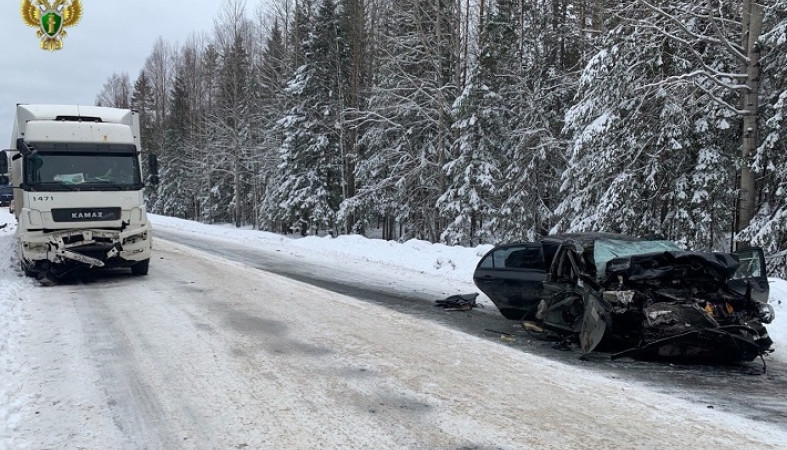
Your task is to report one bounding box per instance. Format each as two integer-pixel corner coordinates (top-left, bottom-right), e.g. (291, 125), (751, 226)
(0, 104), (154, 283)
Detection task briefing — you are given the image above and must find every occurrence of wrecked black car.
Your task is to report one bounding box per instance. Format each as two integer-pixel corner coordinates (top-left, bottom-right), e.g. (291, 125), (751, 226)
(473, 233), (775, 363)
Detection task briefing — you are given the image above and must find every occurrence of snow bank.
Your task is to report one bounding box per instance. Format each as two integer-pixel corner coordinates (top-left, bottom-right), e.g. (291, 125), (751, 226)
(768, 278), (787, 347)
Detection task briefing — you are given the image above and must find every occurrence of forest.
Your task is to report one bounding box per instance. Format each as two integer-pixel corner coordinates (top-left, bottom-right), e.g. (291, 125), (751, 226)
(94, 0), (787, 276)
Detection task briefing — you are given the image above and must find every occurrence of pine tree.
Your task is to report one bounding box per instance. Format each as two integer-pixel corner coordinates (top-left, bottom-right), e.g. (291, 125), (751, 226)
(259, 19), (287, 101)
(334, 0), (370, 234)
(131, 70), (158, 205)
(262, 0), (344, 235)
(154, 72), (194, 218)
(438, 0), (517, 245)
(132, 71), (155, 148)
(210, 27), (253, 226)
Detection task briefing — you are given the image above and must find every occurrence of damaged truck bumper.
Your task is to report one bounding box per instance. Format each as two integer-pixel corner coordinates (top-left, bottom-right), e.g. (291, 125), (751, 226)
(18, 224), (152, 274)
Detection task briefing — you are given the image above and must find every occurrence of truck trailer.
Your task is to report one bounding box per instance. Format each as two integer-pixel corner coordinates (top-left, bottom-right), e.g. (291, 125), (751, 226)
(0, 104), (153, 283)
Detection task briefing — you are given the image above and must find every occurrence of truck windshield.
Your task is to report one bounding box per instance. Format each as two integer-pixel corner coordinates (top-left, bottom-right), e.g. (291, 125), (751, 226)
(24, 152), (142, 191)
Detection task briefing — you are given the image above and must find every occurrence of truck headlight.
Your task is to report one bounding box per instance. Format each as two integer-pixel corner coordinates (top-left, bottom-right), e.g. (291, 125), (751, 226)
(123, 231), (148, 245)
(24, 241), (49, 252)
(26, 210), (44, 227)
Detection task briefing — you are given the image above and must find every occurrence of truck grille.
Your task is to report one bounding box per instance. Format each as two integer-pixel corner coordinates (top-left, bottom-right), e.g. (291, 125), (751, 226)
(51, 207), (121, 222)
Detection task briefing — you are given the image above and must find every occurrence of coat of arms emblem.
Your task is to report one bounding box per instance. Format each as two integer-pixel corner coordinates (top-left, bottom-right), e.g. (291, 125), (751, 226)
(20, 0), (83, 51)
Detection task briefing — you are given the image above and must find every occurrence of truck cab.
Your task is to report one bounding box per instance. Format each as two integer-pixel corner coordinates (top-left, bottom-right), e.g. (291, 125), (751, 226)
(0, 104), (153, 282)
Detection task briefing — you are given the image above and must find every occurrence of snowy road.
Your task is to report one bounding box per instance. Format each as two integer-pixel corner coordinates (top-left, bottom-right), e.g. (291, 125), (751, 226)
(4, 234), (787, 448)
(155, 227), (787, 427)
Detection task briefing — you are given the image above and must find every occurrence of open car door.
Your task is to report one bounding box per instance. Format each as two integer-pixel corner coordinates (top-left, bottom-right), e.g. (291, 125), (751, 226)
(578, 277), (610, 355)
(473, 242), (546, 320)
(541, 240), (610, 354)
(729, 247), (769, 304)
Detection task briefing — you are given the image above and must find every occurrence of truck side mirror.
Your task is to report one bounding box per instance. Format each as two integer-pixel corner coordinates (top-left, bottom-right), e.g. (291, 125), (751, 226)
(0, 150), (8, 173)
(148, 153), (159, 185)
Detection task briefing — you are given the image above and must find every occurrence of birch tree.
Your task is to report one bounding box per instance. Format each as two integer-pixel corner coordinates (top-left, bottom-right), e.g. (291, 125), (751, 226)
(739, 0), (787, 274)
(624, 1), (768, 247)
(143, 38), (174, 155)
(95, 72), (132, 108)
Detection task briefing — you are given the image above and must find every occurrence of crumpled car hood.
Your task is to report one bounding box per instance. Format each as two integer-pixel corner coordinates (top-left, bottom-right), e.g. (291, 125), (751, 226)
(606, 250), (738, 285)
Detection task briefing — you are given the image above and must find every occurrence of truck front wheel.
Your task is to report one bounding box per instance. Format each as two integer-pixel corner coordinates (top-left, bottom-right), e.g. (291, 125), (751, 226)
(21, 261), (37, 278)
(131, 258), (150, 276)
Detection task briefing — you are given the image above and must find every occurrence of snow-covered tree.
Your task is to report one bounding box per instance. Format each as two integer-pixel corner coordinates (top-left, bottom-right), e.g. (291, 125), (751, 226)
(143, 38), (174, 155)
(203, 0), (256, 227)
(262, 0), (344, 235)
(741, 0), (787, 275)
(438, 0), (517, 245)
(153, 71), (193, 218)
(349, 0), (460, 242)
(493, 0), (578, 242)
(93, 0), (787, 277)
(131, 70), (158, 204)
(555, 2), (747, 251)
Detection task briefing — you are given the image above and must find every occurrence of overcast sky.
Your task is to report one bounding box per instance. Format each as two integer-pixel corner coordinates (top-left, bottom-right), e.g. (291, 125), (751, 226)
(0, 1), (230, 144)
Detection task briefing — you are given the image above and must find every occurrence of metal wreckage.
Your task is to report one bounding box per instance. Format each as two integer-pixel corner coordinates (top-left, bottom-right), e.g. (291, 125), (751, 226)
(471, 233), (775, 364)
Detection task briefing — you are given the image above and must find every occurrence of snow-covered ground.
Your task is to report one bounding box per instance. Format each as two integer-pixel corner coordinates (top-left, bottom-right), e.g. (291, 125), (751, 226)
(2, 208), (787, 448)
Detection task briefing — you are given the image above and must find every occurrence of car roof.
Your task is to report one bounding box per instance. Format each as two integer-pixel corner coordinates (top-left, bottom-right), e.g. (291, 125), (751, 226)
(488, 233), (660, 253)
(542, 232), (639, 243)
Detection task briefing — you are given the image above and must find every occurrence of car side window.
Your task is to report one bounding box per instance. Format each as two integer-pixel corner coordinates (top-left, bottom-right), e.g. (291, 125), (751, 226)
(483, 245), (544, 270)
(505, 248), (544, 269)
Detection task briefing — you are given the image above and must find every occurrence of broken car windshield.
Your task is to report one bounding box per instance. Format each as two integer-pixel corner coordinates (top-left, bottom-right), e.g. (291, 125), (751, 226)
(594, 239), (682, 280)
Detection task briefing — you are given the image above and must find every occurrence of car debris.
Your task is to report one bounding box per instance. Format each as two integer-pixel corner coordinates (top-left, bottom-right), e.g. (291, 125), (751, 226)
(482, 329), (517, 342)
(435, 293), (480, 311)
(473, 233), (774, 364)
